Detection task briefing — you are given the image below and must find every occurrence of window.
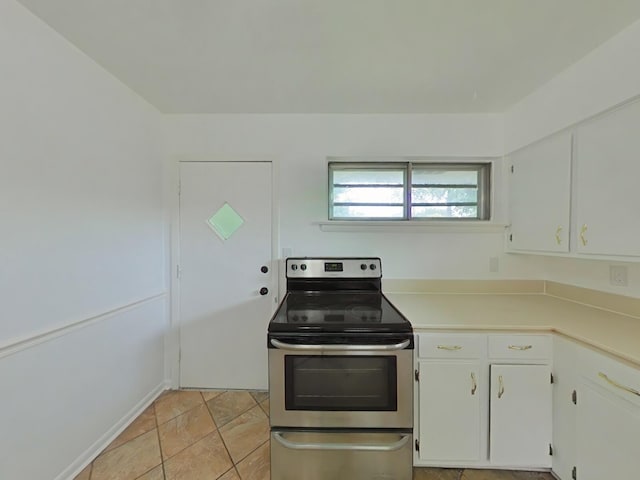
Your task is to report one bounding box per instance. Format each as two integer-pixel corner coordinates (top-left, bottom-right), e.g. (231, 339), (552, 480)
(328, 162), (491, 220)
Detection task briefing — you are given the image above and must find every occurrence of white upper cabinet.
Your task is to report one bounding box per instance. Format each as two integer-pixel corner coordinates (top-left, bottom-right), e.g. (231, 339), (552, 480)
(508, 132), (572, 253)
(574, 100), (640, 257)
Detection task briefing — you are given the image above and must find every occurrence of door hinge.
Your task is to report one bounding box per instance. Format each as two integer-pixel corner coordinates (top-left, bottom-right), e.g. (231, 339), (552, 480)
(414, 369), (420, 382)
(549, 443), (553, 456)
(550, 372), (554, 384)
(415, 439), (420, 452)
(510, 165), (514, 173)
(572, 466), (577, 479)
(572, 389), (577, 405)
(509, 233), (513, 242)
(176, 265), (182, 279)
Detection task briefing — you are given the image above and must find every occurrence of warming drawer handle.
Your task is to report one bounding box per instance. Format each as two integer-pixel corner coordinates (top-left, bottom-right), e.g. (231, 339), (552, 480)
(272, 432), (411, 452)
(270, 338), (410, 351)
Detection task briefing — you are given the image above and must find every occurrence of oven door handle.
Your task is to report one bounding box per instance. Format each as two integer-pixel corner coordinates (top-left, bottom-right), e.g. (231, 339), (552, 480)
(270, 338), (410, 351)
(272, 432), (411, 452)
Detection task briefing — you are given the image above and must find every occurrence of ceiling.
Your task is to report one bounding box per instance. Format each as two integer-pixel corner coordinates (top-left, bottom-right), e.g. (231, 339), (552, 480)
(16, 0), (640, 114)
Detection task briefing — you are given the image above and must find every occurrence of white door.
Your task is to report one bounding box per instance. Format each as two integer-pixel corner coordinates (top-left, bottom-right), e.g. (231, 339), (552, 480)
(418, 361), (481, 462)
(178, 161), (274, 390)
(489, 364), (552, 468)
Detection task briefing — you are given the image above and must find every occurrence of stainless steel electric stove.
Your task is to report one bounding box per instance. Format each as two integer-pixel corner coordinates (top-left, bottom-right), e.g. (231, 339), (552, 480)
(268, 257), (413, 480)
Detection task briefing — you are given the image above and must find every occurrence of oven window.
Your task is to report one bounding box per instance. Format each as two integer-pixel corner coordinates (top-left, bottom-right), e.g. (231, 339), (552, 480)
(284, 355), (397, 411)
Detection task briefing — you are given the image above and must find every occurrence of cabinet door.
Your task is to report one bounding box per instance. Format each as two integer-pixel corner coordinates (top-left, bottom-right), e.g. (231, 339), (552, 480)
(552, 337), (580, 480)
(418, 361), (481, 461)
(490, 364), (552, 467)
(574, 100), (640, 256)
(508, 132), (572, 253)
(576, 382), (640, 479)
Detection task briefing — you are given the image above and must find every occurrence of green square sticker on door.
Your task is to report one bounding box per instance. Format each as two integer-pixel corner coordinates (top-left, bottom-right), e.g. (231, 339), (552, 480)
(206, 202), (244, 240)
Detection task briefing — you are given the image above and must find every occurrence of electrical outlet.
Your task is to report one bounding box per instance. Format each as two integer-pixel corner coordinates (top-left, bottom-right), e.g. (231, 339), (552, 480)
(609, 265), (628, 287)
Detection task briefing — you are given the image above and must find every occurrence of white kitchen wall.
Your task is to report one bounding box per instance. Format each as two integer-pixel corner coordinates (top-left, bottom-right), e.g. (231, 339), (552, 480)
(504, 18), (640, 153)
(504, 18), (640, 298)
(165, 114), (539, 280)
(0, 1), (166, 478)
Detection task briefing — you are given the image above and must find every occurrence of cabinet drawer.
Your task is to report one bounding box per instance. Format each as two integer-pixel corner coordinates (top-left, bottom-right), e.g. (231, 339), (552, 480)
(580, 349), (640, 408)
(418, 334), (486, 359)
(488, 335), (551, 360)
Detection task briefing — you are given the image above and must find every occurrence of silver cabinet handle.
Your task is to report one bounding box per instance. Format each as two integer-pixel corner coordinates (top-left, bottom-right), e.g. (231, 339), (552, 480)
(437, 345), (462, 351)
(471, 372), (477, 396)
(273, 432), (411, 452)
(270, 338), (410, 351)
(498, 374), (505, 399)
(598, 372), (640, 397)
(508, 345), (533, 351)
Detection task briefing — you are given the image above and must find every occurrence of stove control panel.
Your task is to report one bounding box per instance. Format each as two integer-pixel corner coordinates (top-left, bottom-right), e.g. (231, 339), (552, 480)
(286, 257), (382, 278)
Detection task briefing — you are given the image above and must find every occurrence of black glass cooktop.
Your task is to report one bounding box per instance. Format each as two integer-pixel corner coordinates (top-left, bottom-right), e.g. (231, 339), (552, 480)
(268, 291), (412, 334)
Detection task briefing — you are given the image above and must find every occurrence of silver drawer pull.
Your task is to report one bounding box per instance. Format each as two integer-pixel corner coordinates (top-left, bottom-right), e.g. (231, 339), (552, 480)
(270, 339), (410, 351)
(508, 345), (533, 351)
(273, 432), (411, 452)
(471, 372), (477, 396)
(437, 345), (462, 351)
(598, 372), (640, 397)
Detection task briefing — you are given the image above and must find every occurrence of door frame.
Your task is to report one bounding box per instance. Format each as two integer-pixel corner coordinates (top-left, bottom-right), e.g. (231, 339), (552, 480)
(165, 155), (280, 388)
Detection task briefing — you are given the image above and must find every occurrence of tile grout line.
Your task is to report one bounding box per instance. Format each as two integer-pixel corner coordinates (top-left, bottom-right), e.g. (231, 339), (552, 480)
(152, 401), (167, 480)
(156, 396), (215, 465)
(202, 391), (246, 479)
(209, 392), (260, 430)
(219, 404), (270, 467)
(234, 438), (270, 477)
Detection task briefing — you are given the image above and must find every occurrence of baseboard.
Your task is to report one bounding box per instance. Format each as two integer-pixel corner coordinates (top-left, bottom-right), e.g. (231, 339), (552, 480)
(57, 381), (167, 480)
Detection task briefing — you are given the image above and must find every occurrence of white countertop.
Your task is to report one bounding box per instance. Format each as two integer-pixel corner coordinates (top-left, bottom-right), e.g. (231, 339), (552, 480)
(386, 291), (640, 367)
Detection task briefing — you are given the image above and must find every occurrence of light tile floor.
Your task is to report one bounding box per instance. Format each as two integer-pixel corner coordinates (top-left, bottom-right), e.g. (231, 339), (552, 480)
(74, 390), (555, 480)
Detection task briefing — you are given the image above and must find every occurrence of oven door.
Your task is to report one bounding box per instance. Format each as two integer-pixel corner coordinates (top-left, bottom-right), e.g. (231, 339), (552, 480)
(268, 338), (413, 429)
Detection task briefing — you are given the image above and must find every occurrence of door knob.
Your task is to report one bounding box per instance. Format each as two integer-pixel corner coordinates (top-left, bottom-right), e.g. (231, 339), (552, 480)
(260, 265), (269, 273)
(260, 287), (269, 296)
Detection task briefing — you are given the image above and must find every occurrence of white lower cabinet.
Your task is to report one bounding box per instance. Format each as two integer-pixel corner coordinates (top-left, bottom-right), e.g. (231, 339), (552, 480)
(489, 364), (552, 468)
(551, 336), (640, 480)
(575, 381), (640, 480)
(415, 332), (640, 477)
(417, 361), (481, 462)
(414, 333), (552, 469)
(551, 336), (580, 480)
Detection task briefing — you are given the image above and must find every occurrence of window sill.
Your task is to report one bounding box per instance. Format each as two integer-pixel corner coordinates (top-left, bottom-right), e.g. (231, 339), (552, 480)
(316, 221), (508, 233)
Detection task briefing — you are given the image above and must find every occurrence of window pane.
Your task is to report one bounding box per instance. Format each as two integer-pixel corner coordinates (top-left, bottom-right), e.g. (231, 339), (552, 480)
(412, 168), (479, 186)
(333, 169), (404, 185)
(332, 205), (404, 218)
(333, 186), (404, 204)
(412, 205), (478, 218)
(411, 187), (478, 205)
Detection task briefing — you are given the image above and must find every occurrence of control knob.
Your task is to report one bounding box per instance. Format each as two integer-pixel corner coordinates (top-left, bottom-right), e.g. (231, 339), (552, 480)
(360, 264), (368, 270)
(300, 264), (307, 271)
(291, 264), (298, 271)
(369, 264), (377, 270)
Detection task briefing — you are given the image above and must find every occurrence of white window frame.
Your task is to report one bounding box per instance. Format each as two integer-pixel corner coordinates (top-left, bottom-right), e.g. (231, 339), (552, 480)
(328, 161), (491, 221)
